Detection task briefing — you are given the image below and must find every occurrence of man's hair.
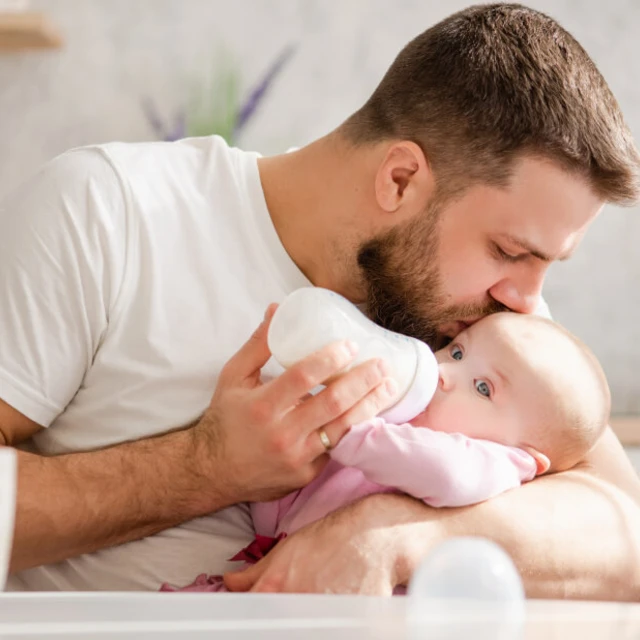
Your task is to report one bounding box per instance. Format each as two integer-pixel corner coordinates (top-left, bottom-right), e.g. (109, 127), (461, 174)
(342, 3), (640, 204)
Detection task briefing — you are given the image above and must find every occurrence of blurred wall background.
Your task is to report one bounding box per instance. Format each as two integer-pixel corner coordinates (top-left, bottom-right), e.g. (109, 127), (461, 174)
(0, 0), (639, 421)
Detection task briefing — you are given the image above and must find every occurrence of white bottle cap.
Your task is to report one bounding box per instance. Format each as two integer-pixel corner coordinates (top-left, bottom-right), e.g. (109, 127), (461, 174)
(379, 338), (439, 424)
(407, 537), (525, 639)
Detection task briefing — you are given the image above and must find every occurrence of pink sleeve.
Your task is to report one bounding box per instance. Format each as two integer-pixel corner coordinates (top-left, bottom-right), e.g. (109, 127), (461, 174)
(250, 492), (299, 537)
(330, 419), (537, 508)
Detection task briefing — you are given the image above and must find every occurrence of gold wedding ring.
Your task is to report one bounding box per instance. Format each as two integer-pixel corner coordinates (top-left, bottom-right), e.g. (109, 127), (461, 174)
(318, 428), (332, 451)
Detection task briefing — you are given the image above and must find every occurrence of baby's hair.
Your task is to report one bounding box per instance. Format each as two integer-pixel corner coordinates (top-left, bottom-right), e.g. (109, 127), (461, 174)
(513, 315), (611, 473)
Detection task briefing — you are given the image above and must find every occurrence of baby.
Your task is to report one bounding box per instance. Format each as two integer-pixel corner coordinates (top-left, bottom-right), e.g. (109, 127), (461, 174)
(161, 311), (610, 592)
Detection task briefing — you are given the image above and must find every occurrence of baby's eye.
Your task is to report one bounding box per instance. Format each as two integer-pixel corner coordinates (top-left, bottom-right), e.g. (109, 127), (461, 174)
(475, 379), (492, 398)
(451, 345), (463, 360)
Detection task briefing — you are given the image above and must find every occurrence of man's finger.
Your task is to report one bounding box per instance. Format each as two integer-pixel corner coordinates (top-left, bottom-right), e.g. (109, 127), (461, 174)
(291, 358), (393, 438)
(303, 378), (397, 460)
(262, 340), (358, 414)
(221, 304), (278, 382)
(223, 561), (264, 592)
(328, 377), (397, 434)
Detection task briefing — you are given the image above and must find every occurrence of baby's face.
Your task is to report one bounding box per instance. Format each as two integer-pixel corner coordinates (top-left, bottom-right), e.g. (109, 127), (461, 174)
(410, 314), (549, 450)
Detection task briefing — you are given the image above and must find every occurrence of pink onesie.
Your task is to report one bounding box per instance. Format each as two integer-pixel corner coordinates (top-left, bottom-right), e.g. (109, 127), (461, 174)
(161, 418), (537, 592)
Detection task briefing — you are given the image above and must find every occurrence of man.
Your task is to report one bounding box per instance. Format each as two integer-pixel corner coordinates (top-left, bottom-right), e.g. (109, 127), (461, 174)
(1, 4), (639, 597)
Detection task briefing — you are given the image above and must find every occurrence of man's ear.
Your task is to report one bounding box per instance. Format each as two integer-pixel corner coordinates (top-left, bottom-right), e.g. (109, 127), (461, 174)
(374, 141), (435, 220)
(523, 446), (551, 476)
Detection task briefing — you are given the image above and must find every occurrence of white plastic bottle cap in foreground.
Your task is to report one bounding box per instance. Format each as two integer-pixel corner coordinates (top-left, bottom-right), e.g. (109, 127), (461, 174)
(407, 537), (525, 640)
(267, 287), (439, 424)
(0, 447), (16, 590)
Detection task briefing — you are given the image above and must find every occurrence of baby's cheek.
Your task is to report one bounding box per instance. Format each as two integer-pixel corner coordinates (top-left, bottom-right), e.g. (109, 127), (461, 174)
(436, 401), (482, 435)
(414, 399), (459, 432)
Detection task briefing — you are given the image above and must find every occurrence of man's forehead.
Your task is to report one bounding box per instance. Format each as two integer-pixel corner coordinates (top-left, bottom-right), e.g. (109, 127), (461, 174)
(478, 157), (603, 238)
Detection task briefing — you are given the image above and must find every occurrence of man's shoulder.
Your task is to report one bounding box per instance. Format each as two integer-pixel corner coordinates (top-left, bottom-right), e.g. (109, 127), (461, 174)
(2, 145), (127, 232)
(94, 135), (248, 173)
(90, 136), (258, 201)
(22, 145), (120, 192)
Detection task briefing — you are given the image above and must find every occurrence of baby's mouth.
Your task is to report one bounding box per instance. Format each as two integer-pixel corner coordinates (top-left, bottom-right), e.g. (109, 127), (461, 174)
(409, 403), (434, 428)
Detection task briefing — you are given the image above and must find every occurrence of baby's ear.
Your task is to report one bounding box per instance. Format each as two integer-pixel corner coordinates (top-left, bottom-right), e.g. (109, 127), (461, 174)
(523, 447), (551, 476)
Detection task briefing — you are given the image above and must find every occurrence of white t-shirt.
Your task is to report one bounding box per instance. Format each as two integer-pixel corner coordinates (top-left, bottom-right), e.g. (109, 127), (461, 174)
(0, 136), (311, 591)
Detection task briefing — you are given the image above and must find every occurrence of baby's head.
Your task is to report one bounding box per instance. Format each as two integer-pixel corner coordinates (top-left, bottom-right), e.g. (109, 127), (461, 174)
(412, 312), (610, 475)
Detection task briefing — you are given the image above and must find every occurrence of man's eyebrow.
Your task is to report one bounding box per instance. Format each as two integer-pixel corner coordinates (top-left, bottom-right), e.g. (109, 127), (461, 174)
(500, 234), (573, 262)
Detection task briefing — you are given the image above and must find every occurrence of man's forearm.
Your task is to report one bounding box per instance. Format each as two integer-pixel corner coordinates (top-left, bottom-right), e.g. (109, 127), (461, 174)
(10, 427), (226, 573)
(364, 427), (640, 600)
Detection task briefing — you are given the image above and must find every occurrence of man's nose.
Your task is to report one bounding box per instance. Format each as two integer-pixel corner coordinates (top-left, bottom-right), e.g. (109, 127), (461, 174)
(488, 266), (546, 315)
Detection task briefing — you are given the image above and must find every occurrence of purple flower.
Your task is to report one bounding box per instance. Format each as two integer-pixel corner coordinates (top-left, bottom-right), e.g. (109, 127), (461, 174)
(233, 44), (296, 138)
(142, 44), (295, 144)
(142, 97), (186, 142)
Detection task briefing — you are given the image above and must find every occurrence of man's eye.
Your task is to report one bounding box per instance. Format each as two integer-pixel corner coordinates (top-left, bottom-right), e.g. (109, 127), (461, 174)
(493, 243), (523, 263)
(451, 345), (463, 360)
(475, 379), (492, 398)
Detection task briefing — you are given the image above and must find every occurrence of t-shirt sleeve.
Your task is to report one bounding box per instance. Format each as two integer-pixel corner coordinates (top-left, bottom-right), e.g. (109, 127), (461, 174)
(0, 147), (126, 426)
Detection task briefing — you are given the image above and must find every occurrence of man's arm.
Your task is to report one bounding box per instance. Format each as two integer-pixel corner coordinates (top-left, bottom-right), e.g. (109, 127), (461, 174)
(388, 426), (640, 599)
(7, 416), (218, 573)
(226, 426), (640, 600)
(0, 394), (239, 573)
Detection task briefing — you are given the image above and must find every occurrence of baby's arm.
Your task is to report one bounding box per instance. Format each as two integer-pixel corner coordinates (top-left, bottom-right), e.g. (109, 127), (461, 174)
(330, 419), (537, 507)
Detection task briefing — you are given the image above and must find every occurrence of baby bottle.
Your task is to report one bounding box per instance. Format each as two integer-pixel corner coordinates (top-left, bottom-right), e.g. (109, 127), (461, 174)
(267, 287), (439, 424)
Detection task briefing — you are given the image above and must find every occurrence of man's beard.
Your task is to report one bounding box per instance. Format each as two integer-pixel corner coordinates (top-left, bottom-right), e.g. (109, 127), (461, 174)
(357, 205), (507, 348)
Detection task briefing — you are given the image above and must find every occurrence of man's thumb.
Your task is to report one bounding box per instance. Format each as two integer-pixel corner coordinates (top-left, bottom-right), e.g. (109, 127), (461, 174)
(223, 304), (278, 381)
(223, 563), (259, 592)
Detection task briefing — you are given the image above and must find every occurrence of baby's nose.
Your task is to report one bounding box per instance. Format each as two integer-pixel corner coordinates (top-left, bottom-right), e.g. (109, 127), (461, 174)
(438, 365), (454, 392)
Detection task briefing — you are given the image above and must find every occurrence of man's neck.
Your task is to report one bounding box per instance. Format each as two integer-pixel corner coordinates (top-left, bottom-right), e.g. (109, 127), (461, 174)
(257, 133), (371, 303)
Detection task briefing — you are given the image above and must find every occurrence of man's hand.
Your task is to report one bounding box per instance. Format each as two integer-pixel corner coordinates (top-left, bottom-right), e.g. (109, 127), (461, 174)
(223, 499), (399, 595)
(191, 305), (397, 505)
